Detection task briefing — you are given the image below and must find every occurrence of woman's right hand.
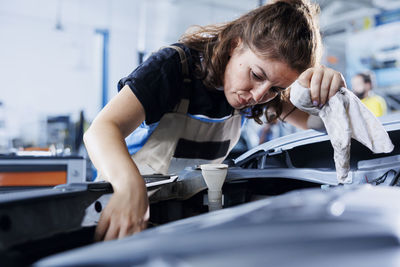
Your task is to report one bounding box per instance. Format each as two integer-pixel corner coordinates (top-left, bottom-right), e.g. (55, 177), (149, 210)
(83, 85), (150, 241)
(94, 178), (149, 241)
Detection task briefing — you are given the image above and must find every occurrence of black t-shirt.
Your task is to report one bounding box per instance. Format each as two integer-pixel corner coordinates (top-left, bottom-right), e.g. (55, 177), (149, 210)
(118, 43), (234, 125)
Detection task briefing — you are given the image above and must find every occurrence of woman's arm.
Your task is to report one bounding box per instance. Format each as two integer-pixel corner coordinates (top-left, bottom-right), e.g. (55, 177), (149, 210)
(280, 66), (345, 130)
(84, 85), (149, 241)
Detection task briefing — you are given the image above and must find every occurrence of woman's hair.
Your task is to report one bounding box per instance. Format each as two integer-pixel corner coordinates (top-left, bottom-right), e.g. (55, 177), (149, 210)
(180, 0), (322, 124)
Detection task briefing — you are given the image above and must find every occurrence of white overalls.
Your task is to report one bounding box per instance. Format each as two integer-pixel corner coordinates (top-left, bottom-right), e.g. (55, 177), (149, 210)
(132, 45), (242, 175)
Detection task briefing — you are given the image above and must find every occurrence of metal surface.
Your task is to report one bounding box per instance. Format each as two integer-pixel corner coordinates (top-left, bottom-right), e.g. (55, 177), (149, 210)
(0, 174), (180, 262)
(234, 115), (400, 166)
(0, 183), (112, 251)
(34, 185), (400, 267)
(145, 115), (400, 203)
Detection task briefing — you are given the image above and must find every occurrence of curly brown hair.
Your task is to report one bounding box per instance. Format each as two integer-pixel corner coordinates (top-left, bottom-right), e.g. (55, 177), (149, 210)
(180, 0), (322, 124)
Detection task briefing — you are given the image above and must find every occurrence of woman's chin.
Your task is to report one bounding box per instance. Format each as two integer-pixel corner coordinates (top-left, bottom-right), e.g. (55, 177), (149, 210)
(228, 99), (243, 109)
(232, 103), (246, 109)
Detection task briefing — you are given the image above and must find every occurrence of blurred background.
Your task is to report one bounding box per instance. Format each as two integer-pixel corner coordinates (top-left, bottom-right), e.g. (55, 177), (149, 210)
(1, 0), (400, 177)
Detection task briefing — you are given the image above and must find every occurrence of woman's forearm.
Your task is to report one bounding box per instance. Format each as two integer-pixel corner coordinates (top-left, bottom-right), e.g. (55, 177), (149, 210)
(83, 121), (143, 192)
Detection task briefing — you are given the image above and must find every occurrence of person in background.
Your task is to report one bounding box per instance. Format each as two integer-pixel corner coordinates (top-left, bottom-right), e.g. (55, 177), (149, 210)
(351, 72), (387, 117)
(84, 0), (346, 241)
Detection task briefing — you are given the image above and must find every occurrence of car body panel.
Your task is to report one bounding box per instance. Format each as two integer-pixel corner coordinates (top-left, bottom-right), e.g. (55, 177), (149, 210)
(34, 185), (400, 267)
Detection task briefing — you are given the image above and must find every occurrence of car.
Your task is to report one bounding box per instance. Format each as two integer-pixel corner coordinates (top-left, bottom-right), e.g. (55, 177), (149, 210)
(1, 114), (400, 266)
(34, 185), (400, 267)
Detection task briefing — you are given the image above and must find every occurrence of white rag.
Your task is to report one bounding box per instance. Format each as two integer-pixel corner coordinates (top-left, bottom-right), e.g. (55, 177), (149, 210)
(290, 80), (394, 184)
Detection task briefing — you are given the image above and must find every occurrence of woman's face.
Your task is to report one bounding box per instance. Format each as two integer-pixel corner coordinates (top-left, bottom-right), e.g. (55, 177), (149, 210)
(351, 75), (370, 99)
(223, 41), (300, 109)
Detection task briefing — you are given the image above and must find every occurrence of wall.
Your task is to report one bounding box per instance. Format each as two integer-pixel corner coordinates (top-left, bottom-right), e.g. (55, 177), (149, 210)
(0, 0), (256, 146)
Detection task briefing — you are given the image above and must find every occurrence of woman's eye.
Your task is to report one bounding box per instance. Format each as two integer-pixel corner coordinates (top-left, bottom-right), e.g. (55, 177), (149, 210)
(251, 71), (263, 81)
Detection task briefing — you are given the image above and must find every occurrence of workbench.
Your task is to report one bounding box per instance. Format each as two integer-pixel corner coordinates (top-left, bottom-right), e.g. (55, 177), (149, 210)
(0, 155), (86, 187)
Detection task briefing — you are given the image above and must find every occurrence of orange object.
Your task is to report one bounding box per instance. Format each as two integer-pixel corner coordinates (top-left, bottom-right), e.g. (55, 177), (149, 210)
(0, 171), (67, 186)
(23, 147), (50, 151)
(327, 55), (338, 65)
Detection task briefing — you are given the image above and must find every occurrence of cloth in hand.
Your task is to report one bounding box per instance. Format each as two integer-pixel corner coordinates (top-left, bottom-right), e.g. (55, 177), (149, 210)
(290, 80), (394, 183)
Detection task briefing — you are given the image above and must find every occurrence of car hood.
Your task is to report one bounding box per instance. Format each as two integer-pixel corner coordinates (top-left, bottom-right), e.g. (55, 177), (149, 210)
(234, 113), (400, 166)
(34, 185), (400, 267)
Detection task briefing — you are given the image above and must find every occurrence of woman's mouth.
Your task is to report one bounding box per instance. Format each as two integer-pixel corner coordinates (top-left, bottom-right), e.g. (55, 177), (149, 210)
(238, 95), (249, 108)
(237, 93), (257, 108)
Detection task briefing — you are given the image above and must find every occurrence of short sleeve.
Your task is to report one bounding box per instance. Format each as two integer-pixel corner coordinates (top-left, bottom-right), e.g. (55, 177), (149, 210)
(118, 45), (188, 124)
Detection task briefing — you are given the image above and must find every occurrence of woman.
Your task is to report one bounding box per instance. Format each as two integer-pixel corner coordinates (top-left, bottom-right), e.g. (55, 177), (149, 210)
(84, 0), (346, 241)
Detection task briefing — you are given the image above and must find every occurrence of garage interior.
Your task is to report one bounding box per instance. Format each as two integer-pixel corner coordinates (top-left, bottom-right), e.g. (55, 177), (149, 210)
(1, 0), (400, 266)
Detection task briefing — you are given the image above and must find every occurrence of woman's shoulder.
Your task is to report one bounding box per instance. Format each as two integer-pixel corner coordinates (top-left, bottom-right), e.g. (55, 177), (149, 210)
(154, 43), (194, 61)
(136, 43), (198, 80)
(158, 43), (199, 71)
(117, 43), (205, 125)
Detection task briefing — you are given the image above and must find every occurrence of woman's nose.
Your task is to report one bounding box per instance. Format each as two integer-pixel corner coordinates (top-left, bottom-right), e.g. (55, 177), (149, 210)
(250, 83), (270, 103)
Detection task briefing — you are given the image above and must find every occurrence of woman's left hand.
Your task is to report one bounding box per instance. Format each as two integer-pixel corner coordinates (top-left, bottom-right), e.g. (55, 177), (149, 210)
(297, 65), (346, 108)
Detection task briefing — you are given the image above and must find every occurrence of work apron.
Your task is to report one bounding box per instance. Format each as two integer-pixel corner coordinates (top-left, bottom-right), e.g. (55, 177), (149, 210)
(131, 45), (242, 175)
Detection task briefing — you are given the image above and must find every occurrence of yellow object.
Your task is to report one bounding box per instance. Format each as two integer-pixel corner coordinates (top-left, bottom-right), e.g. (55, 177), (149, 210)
(361, 95), (387, 117)
(363, 17), (372, 29)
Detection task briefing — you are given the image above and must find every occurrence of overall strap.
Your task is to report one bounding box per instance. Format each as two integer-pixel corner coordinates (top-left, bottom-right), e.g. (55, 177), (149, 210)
(162, 45), (192, 114)
(163, 45), (190, 82)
